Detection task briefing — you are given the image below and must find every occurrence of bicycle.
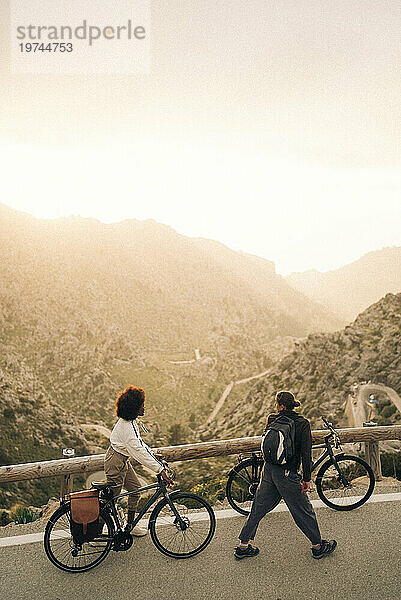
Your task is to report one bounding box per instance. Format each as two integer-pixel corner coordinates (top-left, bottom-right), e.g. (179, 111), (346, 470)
(44, 466), (216, 572)
(226, 416), (375, 515)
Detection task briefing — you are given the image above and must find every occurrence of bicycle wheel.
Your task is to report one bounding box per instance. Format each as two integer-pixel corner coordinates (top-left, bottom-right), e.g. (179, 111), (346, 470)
(44, 503), (114, 572)
(226, 456), (264, 516)
(149, 492), (216, 558)
(316, 454), (375, 511)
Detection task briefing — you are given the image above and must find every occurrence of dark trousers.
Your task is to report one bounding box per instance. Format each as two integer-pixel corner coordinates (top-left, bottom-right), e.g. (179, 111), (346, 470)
(239, 463), (322, 545)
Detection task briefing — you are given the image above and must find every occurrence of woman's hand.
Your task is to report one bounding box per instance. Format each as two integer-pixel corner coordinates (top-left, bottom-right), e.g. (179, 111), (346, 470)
(160, 469), (174, 486)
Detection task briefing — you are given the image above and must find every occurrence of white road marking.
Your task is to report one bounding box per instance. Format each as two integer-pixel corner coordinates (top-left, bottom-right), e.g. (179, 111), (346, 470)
(0, 531), (46, 547)
(0, 492), (400, 548)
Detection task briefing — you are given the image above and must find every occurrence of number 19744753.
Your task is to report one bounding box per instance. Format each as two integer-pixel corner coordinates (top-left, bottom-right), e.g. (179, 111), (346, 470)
(19, 42), (73, 52)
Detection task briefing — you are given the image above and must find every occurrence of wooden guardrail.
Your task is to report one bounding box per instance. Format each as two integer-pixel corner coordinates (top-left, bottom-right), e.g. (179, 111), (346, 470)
(0, 425), (400, 489)
(0, 425), (401, 491)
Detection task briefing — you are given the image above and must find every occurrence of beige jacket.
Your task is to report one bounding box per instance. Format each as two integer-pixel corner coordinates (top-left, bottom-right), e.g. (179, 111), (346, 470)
(110, 418), (164, 474)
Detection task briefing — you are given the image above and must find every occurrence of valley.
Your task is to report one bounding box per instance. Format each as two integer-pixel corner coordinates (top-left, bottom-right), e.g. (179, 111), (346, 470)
(0, 203), (400, 509)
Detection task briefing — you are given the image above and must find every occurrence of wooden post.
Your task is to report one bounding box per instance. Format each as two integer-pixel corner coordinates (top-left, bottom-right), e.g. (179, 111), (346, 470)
(60, 448), (75, 497)
(363, 423), (382, 481)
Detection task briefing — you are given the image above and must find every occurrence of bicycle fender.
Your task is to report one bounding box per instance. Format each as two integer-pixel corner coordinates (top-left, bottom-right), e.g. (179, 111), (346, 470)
(148, 489), (183, 527)
(315, 452), (347, 481)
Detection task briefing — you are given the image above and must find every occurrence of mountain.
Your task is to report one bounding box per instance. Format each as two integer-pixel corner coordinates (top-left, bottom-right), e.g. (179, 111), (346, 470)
(286, 247), (401, 322)
(203, 293), (401, 441)
(0, 204), (340, 413)
(0, 202), (341, 506)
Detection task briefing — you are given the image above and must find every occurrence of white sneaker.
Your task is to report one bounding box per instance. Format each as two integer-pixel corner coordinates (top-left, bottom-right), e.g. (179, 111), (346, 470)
(130, 524), (148, 537)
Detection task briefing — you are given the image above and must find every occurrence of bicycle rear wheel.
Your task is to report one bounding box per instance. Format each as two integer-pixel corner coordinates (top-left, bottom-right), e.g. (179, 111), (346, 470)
(149, 492), (216, 558)
(315, 455), (375, 511)
(226, 457), (264, 516)
(44, 503), (114, 572)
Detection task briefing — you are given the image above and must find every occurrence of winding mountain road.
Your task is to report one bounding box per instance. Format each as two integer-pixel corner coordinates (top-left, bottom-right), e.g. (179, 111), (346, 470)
(359, 383), (401, 415)
(347, 383), (401, 427)
(206, 370), (270, 425)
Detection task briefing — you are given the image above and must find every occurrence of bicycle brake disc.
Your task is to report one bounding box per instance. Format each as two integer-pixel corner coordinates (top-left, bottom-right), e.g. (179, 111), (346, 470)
(112, 530), (133, 552)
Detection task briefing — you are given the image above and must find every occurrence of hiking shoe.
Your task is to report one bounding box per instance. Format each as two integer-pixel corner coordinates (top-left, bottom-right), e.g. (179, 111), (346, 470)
(234, 544), (260, 560)
(312, 539), (337, 559)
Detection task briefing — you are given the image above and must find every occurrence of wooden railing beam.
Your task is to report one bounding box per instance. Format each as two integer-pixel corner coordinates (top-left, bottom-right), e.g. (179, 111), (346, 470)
(0, 425), (400, 484)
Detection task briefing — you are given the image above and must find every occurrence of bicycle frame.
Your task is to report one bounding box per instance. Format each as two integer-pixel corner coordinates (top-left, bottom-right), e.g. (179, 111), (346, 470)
(311, 428), (352, 486)
(101, 476), (184, 534)
(311, 437), (337, 474)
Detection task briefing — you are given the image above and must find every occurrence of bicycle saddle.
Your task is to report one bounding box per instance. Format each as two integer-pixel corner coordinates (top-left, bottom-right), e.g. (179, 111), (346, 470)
(91, 481), (113, 490)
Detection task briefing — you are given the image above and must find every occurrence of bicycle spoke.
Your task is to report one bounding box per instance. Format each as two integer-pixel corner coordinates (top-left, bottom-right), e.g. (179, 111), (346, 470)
(317, 456), (374, 510)
(150, 493), (215, 557)
(235, 467), (252, 485)
(226, 458), (264, 515)
(44, 505), (113, 572)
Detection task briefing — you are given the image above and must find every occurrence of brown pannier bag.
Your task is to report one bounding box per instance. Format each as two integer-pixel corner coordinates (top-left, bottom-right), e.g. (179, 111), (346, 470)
(70, 489), (101, 543)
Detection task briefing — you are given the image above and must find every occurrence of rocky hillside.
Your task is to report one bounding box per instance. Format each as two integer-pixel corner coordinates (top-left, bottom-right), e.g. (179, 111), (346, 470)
(203, 293), (401, 441)
(286, 247), (401, 322)
(0, 202), (340, 425)
(0, 202), (342, 507)
(0, 347), (93, 509)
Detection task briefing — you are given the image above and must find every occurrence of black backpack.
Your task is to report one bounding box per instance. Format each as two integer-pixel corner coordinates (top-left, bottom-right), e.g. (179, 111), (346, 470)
(262, 414), (296, 466)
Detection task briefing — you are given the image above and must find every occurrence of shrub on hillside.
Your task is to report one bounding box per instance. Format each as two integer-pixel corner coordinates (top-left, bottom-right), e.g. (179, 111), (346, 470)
(380, 404), (397, 419)
(190, 475), (226, 505)
(167, 423), (188, 446)
(9, 504), (40, 524)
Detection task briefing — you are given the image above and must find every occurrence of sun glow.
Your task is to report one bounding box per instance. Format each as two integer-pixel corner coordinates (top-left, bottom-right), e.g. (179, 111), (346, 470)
(1, 141), (400, 275)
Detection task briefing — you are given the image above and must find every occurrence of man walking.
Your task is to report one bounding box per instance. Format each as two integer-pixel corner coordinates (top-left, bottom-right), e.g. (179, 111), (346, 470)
(235, 391), (337, 560)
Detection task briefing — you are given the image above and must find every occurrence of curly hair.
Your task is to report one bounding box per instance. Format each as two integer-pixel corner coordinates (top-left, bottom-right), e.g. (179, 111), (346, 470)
(115, 386), (145, 420)
(276, 390), (300, 409)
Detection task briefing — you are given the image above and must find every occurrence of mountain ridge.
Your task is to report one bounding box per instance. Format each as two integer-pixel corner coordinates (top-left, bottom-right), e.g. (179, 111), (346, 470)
(286, 246), (401, 321)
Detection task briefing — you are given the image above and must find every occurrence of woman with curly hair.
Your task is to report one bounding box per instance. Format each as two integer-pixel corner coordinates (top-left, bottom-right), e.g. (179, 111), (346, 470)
(104, 386), (173, 536)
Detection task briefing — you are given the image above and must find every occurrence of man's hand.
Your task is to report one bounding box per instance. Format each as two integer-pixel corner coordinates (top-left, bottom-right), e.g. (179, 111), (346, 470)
(160, 469), (174, 486)
(301, 480), (310, 494)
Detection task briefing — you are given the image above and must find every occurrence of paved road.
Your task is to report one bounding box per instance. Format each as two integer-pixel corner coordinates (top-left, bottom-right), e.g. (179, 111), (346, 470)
(348, 393), (369, 427)
(359, 383), (401, 417)
(1, 497), (400, 600)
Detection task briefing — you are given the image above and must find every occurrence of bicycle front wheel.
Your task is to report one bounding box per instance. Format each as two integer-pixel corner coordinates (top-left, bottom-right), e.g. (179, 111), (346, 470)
(44, 503), (114, 572)
(226, 457), (264, 516)
(316, 454), (375, 511)
(149, 492), (216, 558)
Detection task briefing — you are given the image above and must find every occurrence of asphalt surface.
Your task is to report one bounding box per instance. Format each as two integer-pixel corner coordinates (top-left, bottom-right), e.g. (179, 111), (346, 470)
(1, 499), (401, 600)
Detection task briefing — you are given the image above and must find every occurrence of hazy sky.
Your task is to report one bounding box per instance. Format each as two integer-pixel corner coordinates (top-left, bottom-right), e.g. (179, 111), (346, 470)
(1, 1), (400, 274)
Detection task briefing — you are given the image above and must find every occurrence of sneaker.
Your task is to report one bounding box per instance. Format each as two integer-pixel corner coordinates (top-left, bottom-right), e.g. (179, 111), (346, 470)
(126, 523), (148, 537)
(234, 544), (260, 560)
(312, 539), (337, 559)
